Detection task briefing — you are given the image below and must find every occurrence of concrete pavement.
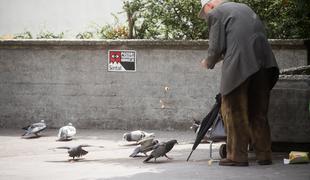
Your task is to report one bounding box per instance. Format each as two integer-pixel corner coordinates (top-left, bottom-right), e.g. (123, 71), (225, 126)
(0, 129), (309, 180)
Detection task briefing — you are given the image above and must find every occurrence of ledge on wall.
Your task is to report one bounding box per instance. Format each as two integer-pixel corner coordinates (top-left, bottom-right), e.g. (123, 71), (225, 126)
(0, 39), (308, 50)
(280, 65), (310, 75)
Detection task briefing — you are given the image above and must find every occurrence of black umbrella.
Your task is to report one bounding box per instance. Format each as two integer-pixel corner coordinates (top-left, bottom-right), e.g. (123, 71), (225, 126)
(187, 94), (222, 161)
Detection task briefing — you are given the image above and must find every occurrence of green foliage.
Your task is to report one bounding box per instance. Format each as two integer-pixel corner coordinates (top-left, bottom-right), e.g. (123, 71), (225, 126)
(122, 0), (208, 40)
(36, 31), (64, 39)
(10, 0), (310, 40)
(234, 0), (310, 39)
(92, 14), (129, 39)
(96, 24), (128, 39)
(76, 31), (95, 39)
(14, 31), (33, 39)
(123, 0), (309, 39)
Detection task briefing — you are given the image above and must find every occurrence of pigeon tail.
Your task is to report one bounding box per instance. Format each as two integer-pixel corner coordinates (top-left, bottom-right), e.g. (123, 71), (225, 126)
(22, 125), (30, 130)
(143, 155), (154, 163)
(80, 149), (88, 156)
(129, 147), (140, 157)
(22, 132), (28, 136)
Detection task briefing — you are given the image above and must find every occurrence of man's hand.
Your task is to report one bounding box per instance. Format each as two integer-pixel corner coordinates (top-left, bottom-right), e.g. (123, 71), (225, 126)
(201, 59), (209, 69)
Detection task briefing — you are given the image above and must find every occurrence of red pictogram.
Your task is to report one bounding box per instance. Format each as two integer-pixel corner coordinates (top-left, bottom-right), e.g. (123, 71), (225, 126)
(109, 51), (121, 63)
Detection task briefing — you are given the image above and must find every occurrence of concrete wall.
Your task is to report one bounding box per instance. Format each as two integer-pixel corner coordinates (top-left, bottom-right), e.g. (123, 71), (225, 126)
(0, 40), (309, 142)
(270, 75), (310, 143)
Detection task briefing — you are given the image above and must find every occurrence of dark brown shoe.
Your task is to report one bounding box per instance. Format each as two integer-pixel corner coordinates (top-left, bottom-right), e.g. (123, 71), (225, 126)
(219, 158), (249, 166)
(257, 160), (272, 165)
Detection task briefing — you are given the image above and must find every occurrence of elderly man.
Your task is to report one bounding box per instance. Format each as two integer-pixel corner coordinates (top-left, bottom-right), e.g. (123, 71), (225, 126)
(199, 0), (279, 166)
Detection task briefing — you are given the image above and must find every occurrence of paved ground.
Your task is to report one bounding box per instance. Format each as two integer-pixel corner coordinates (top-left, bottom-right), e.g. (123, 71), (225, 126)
(0, 129), (309, 180)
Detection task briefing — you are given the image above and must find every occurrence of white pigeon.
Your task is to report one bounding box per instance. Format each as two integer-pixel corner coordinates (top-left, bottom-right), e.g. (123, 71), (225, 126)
(22, 120), (47, 137)
(57, 123), (76, 141)
(123, 130), (155, 142)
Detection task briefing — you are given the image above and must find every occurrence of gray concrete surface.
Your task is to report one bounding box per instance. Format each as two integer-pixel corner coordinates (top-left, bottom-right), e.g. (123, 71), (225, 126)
(0, 129), (309, 180)
(269, 75), (310, 143)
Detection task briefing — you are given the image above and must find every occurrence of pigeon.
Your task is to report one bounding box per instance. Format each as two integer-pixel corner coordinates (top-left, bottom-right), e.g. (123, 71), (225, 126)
(129, 138), (159, 157)
(54, 144), (103, 160)
(190, 119), (201, 133)
(190, 119), (209, 142)
(22, 120), (47, 137)
(123, 130), (155, 142)
(143, 139), (178, 163)
(57, 123), (76, 141)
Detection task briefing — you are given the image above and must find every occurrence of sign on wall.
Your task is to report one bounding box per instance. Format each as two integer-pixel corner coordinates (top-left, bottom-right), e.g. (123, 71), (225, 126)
(108, 50), (136, 72)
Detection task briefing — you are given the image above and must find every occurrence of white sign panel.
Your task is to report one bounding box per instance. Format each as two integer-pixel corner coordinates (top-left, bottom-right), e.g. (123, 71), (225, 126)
(108, 50), (136, 72)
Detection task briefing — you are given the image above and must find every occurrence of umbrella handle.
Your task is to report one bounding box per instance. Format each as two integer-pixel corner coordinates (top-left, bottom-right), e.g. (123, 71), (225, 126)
(186, 150), (194, 162)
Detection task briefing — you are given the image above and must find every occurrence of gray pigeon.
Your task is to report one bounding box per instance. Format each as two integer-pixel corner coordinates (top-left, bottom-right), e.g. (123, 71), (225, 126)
(55, 144), (103, 160)
(190, 119), (209, 142)
(143, 139), (178, 163)
(129, 138), (159, 157)
(22, 120), (47, 137)
(123, 130), (155, 142)
(190, 119), (201, 133)
(57, 123), (76, 141)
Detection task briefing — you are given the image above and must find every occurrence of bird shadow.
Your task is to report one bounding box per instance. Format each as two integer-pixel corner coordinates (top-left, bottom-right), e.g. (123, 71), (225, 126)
(187, 159), (219, 163)
(46, 157), (185, 165)
(130, 155), (148, 158)
(121, 143), (139, 146)
(21, 135), (42, 139)
(143, 159), (183, 164)
(45, 158), (106, 163)
(55, 139), (74, 142)
(143, 161), (170, 164)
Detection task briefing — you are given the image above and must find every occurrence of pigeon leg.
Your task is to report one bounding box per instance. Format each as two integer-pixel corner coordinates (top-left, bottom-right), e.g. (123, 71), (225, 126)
(164, 154), (173, 160)
(69, 158), (74, 163)
(70, 156), (78, 163)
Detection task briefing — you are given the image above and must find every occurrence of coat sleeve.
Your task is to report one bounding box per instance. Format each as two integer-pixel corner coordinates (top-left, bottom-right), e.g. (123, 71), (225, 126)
(206, 12), (226, 69)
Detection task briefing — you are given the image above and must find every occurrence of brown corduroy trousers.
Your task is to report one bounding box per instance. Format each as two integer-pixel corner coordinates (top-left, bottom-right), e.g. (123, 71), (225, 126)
(221, 69), (273, 162)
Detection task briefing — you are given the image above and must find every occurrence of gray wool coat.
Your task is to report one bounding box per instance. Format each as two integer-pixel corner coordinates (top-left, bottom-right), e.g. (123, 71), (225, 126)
(205, 2), (279, 95)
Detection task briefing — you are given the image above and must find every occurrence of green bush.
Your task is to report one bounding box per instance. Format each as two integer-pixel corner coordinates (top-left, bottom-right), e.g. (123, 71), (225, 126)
(76, 31), (95, 39)
(14, 31), (33, 39)
(122, 0), (310, 39)
(36, 31), (64, 39)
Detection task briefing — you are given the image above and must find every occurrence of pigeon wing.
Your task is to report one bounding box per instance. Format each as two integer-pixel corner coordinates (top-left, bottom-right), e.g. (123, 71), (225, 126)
(22, 125), (30, 130)
(57, 127), (66, 139)
(131, 131), (144, 141)
(30, 122), (47, 134)
(164, 140), (178, 154)
(139, 138), (154, 148)
(79, 148), (88, 156)
(150, 144), (166, 158)
(66, 126), (76, 137)
(129, 146), (141, 157)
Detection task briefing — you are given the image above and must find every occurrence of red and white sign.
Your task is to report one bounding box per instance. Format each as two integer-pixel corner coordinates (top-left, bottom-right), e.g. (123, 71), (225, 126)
(108, 50), (136, 72)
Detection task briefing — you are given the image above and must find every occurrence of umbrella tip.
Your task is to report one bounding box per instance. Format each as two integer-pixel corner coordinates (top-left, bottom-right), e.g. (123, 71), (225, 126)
(186, 150), (194, 162)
